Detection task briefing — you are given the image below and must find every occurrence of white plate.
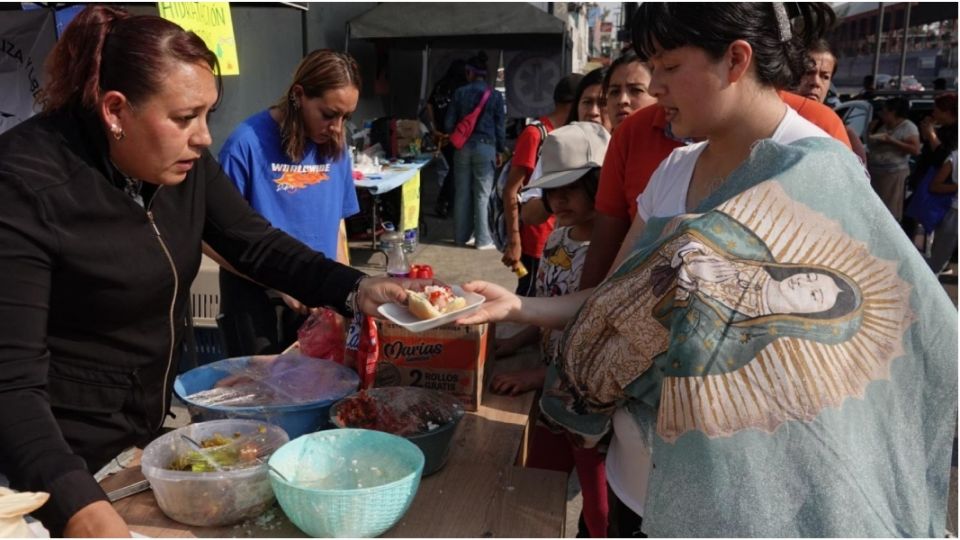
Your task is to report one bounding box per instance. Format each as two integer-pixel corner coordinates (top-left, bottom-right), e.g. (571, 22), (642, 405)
(377, 286), (485, 333)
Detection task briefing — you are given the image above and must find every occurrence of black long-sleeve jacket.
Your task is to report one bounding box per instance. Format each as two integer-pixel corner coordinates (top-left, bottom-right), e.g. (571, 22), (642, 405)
(0, 109), (364, 534)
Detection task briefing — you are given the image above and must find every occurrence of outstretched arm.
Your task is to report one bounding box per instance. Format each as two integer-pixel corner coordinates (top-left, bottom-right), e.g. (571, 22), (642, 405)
(458, 280), (594, 330)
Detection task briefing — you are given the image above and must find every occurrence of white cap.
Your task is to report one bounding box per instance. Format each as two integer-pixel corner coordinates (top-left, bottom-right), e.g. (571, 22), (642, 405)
(525, 122), (610, 191)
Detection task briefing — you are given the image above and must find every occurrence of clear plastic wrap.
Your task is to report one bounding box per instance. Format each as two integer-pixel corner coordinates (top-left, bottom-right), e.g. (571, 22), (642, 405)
(331, 386), (464, 437)
(185, 353), (359, 409)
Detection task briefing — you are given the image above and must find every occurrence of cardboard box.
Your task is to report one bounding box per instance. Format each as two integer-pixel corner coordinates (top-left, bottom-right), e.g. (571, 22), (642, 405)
(374, 321), (489, 411)
(394, 119), (421, 139)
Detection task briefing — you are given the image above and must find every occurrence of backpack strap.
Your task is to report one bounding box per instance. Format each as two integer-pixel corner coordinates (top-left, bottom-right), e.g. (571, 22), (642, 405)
(532, 121), (548, 161)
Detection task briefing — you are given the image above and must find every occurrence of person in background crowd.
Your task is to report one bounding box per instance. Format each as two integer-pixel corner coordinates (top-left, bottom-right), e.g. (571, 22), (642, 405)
(217, 49), (362, 356)
(926, 150), (958, 274)
(867, 97), (921, 221)
(459, 4), (955, 537)
(602, 51), (656, 132)
(491, 122), (611, 538)
(505, 69), (612, 347)
(916, 93), (958, 182)
(796, 38), (867, 163)
(500, 73), (582, 294)
(425, 59), (467, 218)
(0, 6), (417, 536)
(566, 67), (610, 130)
(904, 92), (958, 242)
(854, 74), (877, 101)
(445, 51), (506, 250)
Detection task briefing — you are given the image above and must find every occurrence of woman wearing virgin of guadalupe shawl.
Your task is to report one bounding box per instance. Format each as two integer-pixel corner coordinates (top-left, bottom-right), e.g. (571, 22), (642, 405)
(456, 3), (957, 537)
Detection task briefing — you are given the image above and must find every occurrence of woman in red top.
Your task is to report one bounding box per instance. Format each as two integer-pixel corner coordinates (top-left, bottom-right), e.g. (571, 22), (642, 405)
(603, 51), (657, 132)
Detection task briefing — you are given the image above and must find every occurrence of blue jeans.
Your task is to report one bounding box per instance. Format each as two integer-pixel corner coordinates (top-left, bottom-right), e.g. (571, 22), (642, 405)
(452, 140), (496, 246)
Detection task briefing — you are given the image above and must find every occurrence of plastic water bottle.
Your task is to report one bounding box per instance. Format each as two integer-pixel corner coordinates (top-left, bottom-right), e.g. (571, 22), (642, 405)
(402, 228), (418, 253)
(381, 223), (409, 277)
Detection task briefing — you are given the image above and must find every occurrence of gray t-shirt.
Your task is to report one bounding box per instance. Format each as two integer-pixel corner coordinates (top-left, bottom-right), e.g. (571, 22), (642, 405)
(868, 119), (919, 170)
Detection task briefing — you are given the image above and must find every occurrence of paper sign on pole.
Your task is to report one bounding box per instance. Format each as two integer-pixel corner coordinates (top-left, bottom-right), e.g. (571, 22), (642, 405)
(157, 2), (239, 75)
(400, 172), (421, 232)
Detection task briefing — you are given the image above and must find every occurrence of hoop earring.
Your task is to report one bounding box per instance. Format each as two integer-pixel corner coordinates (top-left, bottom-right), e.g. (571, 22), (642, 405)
(110, 124), (125, 141)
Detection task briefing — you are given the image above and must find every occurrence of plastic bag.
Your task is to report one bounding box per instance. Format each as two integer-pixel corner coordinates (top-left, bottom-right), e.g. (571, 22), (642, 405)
(346, 312), (379, 390)
(0, 487), (48, 538)
(297, 308), (346, 364)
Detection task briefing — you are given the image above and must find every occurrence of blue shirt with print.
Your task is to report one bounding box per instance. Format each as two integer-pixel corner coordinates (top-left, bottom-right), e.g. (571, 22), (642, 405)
(445, 80), (506, 153)
(218, 110), (359, 259)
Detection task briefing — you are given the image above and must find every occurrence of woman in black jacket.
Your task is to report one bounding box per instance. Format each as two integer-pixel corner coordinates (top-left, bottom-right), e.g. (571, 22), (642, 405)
(0, 6), (418, 536)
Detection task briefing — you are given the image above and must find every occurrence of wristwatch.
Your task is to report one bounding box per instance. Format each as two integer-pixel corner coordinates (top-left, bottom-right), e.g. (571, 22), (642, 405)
(345, 276), (366, 316)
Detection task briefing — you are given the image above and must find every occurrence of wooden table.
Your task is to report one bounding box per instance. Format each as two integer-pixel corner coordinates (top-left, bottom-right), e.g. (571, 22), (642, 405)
(106, 353), (568, 537)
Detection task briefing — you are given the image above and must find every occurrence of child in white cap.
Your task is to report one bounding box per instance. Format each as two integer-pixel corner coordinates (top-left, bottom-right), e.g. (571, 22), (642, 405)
(489, 121), (611, 538)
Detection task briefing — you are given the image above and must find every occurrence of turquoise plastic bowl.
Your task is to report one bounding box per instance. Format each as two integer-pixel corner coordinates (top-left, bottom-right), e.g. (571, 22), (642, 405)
(269, 429), (424, 537)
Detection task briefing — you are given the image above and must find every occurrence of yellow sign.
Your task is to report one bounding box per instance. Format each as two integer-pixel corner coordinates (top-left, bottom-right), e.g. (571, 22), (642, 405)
(401, 172), (421, 231)
(157, 2), (239, 75)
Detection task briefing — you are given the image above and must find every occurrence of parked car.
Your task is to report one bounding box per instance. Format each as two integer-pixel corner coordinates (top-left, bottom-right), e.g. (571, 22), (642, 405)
(873, 73), (893, 89)
(890, 75), (925, 92)
(836, 91), (936, 144)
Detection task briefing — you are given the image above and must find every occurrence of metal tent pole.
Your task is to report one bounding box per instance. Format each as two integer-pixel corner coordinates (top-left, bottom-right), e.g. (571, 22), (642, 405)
(420, 44), (430, 114)
(897, 3), (912, 88)
(872, 2), (885, 81)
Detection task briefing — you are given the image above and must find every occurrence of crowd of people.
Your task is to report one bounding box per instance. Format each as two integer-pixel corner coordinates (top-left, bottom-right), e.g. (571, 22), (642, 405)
(0, 2), (955, 538)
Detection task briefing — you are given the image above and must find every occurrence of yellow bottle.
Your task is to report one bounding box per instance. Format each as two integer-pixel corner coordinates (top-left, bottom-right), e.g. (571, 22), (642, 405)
(512, 262), (528, 278)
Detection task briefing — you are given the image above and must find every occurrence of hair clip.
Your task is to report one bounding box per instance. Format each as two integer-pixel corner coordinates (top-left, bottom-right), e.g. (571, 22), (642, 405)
(773, 3), (792, 42)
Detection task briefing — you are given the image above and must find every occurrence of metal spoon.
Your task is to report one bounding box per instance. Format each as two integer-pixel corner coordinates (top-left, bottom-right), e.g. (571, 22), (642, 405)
(267, 464), (291, 482)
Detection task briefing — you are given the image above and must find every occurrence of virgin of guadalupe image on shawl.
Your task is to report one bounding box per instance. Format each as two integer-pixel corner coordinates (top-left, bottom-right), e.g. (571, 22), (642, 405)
(539, 139), (957, 537)
(644, 211), (867, 441)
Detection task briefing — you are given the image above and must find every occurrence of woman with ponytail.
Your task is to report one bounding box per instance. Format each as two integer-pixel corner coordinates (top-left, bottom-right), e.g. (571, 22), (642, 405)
(0, 7), (417, 536)
(458, 3), (955, 536)
(217, 50), (362, 356)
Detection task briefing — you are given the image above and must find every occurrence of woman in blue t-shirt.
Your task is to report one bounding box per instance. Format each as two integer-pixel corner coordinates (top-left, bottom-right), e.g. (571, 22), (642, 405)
(217, 49), (361, 355)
